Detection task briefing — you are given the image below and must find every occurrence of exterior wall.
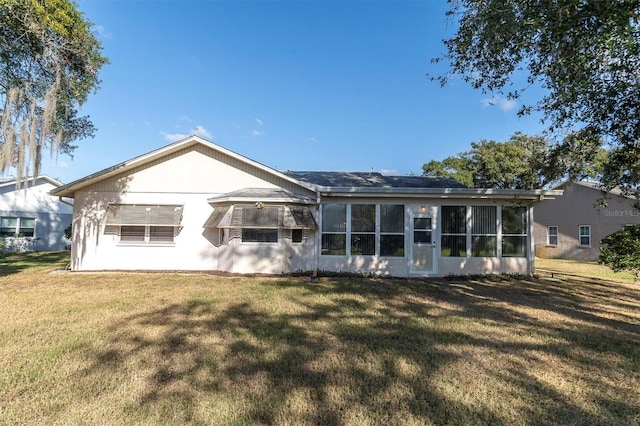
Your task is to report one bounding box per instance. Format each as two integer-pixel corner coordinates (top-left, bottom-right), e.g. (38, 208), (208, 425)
(226, 230), (317, 274)
(68, 142), (541, 276)
(70, 147), (317, 272)
(317, 199), (535, 277)
(0, 178), (73, 251)
(534, 182), (639, 261)
(438, 257), (529, 275)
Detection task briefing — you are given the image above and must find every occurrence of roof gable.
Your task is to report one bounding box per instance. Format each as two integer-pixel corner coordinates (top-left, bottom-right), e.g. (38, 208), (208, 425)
(51, 136), (313, 197)
(0, 175), (63, 191)
(49, 136), (563, 201)
(554, 180), (637, 200)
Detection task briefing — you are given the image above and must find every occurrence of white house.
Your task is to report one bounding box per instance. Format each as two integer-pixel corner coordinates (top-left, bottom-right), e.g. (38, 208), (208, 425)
(1, 176), (73, 252)
(51, 136), (562, 276)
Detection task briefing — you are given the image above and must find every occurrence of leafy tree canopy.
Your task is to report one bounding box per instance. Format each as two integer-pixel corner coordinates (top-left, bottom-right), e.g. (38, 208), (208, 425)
(423, 131), (604, 189)
(600, 225), (640, 280)
(422, 156), (474, 187)
(0, 0), (107, 181)
(435, 0), (640, 195)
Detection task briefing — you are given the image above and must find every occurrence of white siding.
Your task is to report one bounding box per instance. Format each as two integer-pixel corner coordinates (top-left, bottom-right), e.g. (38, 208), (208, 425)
(316, 200), (534, 277)
(70, 146), (316, 272)
(1, 178), (73, 251)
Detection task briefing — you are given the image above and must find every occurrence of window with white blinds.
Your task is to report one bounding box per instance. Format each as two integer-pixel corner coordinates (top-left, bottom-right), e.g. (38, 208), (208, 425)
(471, 206), (497, 257)
(106, 204), (183, 244)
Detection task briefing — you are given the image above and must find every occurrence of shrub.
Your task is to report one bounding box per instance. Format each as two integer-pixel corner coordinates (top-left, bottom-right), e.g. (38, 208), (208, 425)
(599, 225), (640, 280)
(64, 224), (72, 240)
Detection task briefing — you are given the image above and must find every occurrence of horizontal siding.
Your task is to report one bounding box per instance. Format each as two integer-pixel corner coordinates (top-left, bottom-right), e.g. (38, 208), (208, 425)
(84, 145), (314, 196)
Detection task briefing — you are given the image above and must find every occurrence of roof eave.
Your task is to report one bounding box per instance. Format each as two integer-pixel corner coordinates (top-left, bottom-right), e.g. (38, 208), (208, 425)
(318, 187), (564, 200)
(1, 175), (63, 189)
(51, 135), (315, 198)
(207, 196), (317, 205)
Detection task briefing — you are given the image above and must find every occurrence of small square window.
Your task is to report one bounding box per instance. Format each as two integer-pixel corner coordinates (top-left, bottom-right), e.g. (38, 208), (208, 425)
(292, 229), (303, 243)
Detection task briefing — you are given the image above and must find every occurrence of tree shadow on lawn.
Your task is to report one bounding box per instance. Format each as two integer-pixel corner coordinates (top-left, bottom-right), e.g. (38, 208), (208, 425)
(79, 275), (639, 425)
(0, 251), (69, 277)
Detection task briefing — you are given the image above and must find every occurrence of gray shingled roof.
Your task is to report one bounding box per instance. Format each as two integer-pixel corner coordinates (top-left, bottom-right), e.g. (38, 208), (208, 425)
(283, 171), (467, 189)
(208, 188), (316, 204)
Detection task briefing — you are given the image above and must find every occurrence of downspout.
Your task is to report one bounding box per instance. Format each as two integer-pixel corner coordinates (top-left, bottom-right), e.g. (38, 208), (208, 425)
(528, 203), (535, 276)
(58, 196), (75, 270)
(314, 188), (321, 279)
(58, 196), (74, 207)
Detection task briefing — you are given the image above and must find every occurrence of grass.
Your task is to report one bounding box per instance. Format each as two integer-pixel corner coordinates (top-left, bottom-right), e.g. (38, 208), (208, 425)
(536, 257), (637, 282)
(1, 252), (639, 425)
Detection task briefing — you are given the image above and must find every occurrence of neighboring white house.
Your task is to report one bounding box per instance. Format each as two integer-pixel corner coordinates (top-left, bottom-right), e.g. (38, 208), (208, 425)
(51, 136), (562, 276)
(534, 180), (640, 261)
(0, 176), (73, 252)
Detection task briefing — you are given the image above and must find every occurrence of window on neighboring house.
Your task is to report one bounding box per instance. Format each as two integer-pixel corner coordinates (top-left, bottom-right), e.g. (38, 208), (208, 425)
(351, 204), (376, 255)
(105, 204), (183, 244)
(502, 206), (527, 257)
(547, 226), (558, 246)
(322, 203), (347, 255)
(441, 206), (467, 257)
(380, 204), (405, 257)
(579, 225), (591, 247)
(0, 217), (35, 237)
(471, 206), (497, 257)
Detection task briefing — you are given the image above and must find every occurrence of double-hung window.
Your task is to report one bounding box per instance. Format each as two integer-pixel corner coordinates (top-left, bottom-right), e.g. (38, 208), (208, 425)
(579, 225), (591, 247)
(239, 206), (279, 243)
(441, 206), (467, 257)
(106, 204), (183, 244)
(321, 204), (347, 255)
(321, 203), (405, 257)
(502, 206), (527, 257)
(380, 204), (405, 257)
(471, 206), (497, 257)
(0, 217), (35, 237)
(351, 204), (376, 255)
(547, 226), (558, 246)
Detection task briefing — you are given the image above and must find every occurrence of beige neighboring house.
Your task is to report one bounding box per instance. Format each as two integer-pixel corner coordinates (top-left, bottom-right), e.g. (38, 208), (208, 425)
(534, 180), (640, 261)
(51, 136), (562, 276)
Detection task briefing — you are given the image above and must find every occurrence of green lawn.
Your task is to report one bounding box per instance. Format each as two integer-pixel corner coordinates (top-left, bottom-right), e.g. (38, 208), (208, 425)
(1, 252), (639, 425)
(536, 257), (637, 282)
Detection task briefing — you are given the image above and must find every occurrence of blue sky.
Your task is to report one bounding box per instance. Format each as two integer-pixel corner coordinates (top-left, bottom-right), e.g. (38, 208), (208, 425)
(36, 0), (546, 184)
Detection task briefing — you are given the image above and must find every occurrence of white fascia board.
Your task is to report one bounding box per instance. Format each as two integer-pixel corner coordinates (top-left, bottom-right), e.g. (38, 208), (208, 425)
(0, 175), (62, 189)
(318, 187), (564, 200)
(51, 135), (313, 197)
(207, 196), (317, 205)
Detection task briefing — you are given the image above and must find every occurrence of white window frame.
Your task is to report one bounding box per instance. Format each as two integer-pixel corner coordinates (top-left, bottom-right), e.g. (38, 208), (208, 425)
(471, 206), (497, 257)
(579, 225), (591, 247)
(320, 203), (405, 257)
(501, 206), (528, 258)
(119, 225), (177, 245)
(0, 217), (36, 238)
(350, 204), (376, 256)
(241, 228), (279, 243)
(379, 204), (405, 257)
(291, 229), (304, 244)
(440, 205), (468, 258)
(106, 204), (182, 246)
(321, 203), (347, 255)
(547, 226), (558, 246)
